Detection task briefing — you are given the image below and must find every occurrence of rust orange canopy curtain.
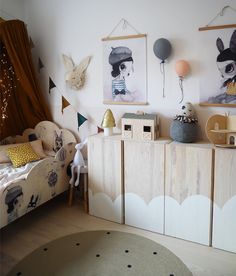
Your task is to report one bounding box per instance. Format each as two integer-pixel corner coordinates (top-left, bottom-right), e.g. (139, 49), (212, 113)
(0, 19), (51, 140)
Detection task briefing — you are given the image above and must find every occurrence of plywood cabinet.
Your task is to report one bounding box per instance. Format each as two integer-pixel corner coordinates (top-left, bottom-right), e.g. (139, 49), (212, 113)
(165, 142), (214, 245)
(88, 134), (123, 223)
(124, 139), (170, 233)
(88, 135), (235, 253)
(212, 148), (236, 253)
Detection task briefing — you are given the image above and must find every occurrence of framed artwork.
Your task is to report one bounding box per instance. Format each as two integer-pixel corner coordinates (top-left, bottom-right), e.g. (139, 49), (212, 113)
(199, 26), (236, 107)
(102, 34), (147, 105)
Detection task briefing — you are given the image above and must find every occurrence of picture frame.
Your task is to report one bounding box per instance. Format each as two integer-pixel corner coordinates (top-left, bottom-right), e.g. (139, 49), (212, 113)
(198, 25), (236, 107)
(102, 34), (147, 105)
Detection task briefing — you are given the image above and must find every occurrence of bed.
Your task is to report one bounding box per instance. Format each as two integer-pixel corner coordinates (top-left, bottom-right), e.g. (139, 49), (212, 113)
(0, 121), (77, 229)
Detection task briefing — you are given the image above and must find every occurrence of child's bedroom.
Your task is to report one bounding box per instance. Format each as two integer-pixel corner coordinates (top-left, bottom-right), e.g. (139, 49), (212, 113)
(0, 0), (236, 275)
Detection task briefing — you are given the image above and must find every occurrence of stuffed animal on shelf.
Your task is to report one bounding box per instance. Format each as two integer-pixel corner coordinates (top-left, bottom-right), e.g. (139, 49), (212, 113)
(69, 139), (87, 187)
(62, 54), (92, 90)
(174, 102), (198, 123)
(170, 102), (198, 143)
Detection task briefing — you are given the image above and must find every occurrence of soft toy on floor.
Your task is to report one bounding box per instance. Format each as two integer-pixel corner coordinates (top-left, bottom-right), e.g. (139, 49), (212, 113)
(69, 139), (87, 187)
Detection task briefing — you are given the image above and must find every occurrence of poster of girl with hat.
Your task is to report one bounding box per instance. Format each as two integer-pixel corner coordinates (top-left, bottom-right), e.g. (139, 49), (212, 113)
(103, 34), (147, 105)
(199, 27), (236, 107)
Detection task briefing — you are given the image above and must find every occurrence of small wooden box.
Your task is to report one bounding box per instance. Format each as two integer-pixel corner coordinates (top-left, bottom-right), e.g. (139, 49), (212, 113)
(121, 113), (159, 141)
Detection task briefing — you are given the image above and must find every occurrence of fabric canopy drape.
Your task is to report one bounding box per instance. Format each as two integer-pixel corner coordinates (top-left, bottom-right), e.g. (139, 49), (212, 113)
(0, 18), (52, 140)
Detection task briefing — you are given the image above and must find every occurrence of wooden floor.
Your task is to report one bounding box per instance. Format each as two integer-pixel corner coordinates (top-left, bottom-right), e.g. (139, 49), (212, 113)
(0, 193), (236, 276)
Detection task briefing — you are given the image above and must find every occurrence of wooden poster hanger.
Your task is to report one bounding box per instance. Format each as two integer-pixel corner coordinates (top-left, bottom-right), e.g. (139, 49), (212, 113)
(102, 34), (146, 42)
(199, 5), (236, 31)
(102, 18), (146, 41)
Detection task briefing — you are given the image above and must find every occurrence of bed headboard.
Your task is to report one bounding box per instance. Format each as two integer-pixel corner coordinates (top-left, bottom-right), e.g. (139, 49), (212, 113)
(0, 121), (77, 152)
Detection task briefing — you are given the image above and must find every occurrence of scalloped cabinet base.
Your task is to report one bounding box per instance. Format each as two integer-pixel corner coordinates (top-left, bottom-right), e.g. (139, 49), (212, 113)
(88, 135), (236, 253)
(88, 134), (123, 223)
(212, 148), (236, 253)
(165, 143), (214, 246)
(124, 139), (169, 234)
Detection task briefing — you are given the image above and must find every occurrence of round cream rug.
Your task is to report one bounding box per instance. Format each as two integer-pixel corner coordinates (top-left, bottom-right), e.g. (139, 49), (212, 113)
(8, 230), (192, 276)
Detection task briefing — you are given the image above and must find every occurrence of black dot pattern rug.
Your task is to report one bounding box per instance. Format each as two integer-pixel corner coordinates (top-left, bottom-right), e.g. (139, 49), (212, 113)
(8, 230), (192, 276)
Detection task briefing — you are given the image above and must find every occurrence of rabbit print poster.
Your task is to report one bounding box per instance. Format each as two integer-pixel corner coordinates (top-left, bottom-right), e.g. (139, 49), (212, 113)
(103, 35), (147, 105)
(199, 28), (236, 107)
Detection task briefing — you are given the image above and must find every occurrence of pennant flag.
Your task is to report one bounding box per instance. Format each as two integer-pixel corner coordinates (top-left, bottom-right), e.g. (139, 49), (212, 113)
(61, 96), (70, 113)
(77, 112), (87, 129)
(29, 37), (35, 49)
(38, 58), (44, 72)
(49, 77), (56, 94)
(97, 126), (104, 133)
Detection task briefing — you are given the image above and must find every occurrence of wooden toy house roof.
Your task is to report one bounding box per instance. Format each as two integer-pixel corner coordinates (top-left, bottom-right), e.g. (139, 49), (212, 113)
(122, 113), (156, 120)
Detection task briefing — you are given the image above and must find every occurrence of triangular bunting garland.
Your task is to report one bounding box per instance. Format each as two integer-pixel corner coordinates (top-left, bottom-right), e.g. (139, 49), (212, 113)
(38, 58), (44, 72)
(97, 126), (104, 133)
(29, 37), (35, 49)
(49, 77), (56, 94)
(77, 112), (87, 129)
(33, 54), (96, 131)
(61, 96), (71, 113)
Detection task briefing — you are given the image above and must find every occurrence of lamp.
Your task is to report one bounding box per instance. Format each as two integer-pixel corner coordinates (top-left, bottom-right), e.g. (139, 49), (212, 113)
(101, 109), (116, 136)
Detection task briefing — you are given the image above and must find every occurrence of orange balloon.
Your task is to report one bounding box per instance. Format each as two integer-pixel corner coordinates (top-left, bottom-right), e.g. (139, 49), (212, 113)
(175, 60), (190, 77)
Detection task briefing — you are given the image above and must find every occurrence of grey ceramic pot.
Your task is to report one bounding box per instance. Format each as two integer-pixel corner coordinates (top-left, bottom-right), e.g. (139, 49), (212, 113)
(170, 120), (198, 143)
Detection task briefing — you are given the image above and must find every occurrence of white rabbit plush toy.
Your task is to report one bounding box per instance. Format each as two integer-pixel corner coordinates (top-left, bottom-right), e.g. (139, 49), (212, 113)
(69, 139), (87, 187)
(62, 54), (92, 90)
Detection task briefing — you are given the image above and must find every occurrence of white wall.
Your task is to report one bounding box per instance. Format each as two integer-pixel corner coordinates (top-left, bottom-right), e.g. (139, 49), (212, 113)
(2, 0), (236, 141)
(0, 0), (26, 20)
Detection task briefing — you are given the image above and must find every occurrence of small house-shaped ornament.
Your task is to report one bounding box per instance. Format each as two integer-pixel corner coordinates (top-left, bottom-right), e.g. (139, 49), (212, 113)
(121, 112), (159, 141)
(205, 114), (236, 147)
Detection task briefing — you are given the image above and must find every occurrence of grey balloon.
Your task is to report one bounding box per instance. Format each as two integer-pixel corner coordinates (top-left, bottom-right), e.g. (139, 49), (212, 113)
(153, 38), (172, 61)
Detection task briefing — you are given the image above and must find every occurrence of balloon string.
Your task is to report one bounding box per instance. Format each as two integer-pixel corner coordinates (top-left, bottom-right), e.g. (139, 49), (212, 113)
(159, 61), (165, 97)
(179, 77), (184, 103)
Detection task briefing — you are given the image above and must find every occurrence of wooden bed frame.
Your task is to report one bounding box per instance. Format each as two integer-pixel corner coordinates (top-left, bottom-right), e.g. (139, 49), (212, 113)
(0, 121), (77, 229)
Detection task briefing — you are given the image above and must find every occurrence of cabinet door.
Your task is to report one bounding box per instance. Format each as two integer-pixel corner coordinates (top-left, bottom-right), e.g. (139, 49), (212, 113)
(88, 134), (123, 223)
(165, 143), (213, 245)
(124, 140), (165, 233)
(213, 148), (236, 253)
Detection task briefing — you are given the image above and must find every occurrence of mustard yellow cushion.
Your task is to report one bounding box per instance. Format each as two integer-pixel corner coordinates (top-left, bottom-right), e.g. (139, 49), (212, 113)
(6, 143), (40, 167)
(0, 140), (46, 164)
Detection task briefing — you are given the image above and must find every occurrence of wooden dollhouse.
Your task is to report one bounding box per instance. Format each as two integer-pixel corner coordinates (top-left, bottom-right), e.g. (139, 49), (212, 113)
(121, 112), (159, 141)
(205, 114), (236, 147)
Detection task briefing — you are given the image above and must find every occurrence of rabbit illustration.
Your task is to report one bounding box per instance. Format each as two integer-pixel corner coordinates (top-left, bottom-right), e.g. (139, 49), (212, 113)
(207, 30), (236, 104)
(216, 30), (236, 93)
(53, 131), (63, 152)
(62, 54), (92, 90)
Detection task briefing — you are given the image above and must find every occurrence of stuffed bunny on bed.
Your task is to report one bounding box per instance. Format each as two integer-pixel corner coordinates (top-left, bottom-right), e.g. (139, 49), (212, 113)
(62, 54), (92, 90)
